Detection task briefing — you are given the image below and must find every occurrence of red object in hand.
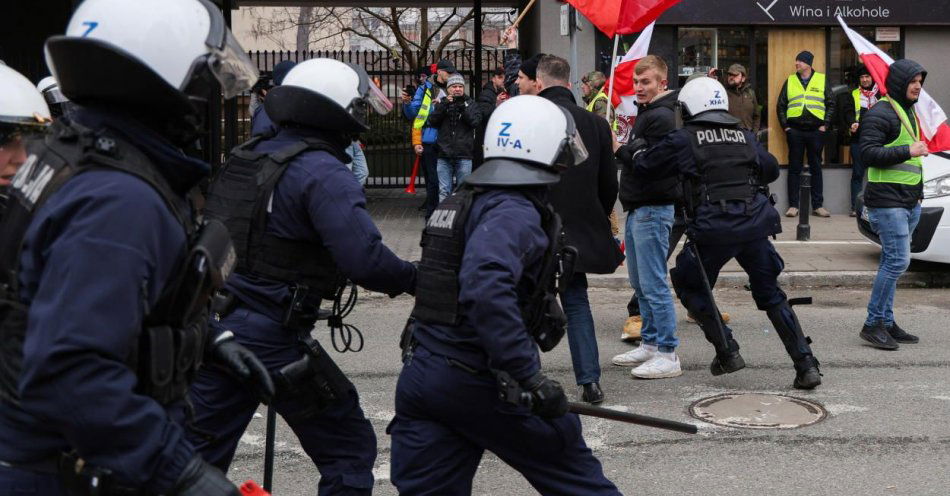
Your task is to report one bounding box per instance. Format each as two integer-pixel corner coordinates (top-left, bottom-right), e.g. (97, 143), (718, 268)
(405, 156), (421, 194)
(240, 481), (271, 496)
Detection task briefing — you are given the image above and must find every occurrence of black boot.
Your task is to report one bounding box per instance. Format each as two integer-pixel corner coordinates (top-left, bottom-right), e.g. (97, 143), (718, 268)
(580, 382), (605, 404)
(710, 338), (745, 376)
(887, 322), (919, 344)
(860, 322), (900, 350)
(793, 356), (822, 390)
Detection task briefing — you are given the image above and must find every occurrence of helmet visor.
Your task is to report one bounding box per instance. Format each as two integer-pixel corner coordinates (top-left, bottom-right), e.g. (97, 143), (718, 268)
(566, 129), (589, 165)
(365, 81), (393, 115)
(206, 30), (259, 99)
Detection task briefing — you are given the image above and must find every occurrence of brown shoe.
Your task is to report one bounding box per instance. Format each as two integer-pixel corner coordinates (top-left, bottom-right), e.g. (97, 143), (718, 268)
(785, 207), (799, 217)
(813, 207), (831, 217)
(621, 316), (642, 342)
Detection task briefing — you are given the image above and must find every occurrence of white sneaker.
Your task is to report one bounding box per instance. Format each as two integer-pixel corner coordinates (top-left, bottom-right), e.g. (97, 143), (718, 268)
(611, 344), (657, 366)
(631, 353), (683, 379)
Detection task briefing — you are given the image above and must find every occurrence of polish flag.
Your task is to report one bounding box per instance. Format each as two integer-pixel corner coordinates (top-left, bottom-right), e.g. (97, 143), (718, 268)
(838, 16), (950, 152)
(604, 22), (655, 142)
(566, 0), (679, 38)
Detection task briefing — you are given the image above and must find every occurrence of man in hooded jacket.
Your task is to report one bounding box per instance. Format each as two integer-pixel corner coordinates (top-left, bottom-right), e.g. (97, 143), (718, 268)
(856, 59), (929, 350)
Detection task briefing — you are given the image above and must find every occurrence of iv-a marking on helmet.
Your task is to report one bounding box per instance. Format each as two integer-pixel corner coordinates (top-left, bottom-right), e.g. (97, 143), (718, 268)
(695, 128), (747, 146)
(496, 121), (523, 149)
(81, 21), (99, 37)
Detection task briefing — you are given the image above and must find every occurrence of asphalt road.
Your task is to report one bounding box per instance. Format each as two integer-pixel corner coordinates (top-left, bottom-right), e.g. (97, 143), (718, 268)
(226, 287), (950, 495)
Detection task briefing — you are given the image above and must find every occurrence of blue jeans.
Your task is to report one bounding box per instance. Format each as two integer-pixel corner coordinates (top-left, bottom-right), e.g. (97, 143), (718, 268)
(850, 142), (865, 211)
(559, 273), (600, 385)
(865, 204), (921, 327)
(436, 157), (472, 201)
(786, 128), (824, 209)
(625, 205), (678, 352)
(346, 140), (369, 185)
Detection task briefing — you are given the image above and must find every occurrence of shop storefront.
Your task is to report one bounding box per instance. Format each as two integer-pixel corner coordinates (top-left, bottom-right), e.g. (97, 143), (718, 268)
(604, 0), (950, 213)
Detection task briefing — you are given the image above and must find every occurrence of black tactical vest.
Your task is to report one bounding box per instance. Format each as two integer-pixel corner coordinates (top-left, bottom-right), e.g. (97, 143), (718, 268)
(687, 123), (760, 209)
(411, 188), (571, 352)
(0, 119), (234, 406)
(203, 137), (345, 298)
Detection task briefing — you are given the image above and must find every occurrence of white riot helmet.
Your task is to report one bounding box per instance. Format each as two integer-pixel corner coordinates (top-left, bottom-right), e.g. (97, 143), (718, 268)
(36, 76), (74, 118)
(677, 77), (740, 126)
(265, 58), (392, 133)
(44, 0), (257, 140)
(0, 65), (51, 144)
(467, 95), (588, 187)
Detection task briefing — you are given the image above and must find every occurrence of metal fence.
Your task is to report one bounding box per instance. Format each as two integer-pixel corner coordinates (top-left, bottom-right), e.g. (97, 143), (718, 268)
(228, 49), (506, 188)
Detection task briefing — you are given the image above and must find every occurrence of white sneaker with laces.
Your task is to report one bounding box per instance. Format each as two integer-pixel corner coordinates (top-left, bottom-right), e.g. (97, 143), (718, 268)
(611, 344), (657, 366)
(631, 353), (683, 379)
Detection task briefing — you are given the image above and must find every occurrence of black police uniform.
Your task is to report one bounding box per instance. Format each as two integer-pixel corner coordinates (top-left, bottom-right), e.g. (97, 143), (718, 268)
(189, 125), (416, 494)
(390, 183), (620, 494)
(0, 110), (235, 494)
(632, 113), (822, 389)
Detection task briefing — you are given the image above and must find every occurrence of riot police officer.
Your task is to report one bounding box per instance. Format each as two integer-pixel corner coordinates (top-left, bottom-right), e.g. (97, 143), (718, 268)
(1, 65), (51, 212)
(620, 77), (822, 390)
(0, 1), (273, 495)
(390, 95), (621, 495)
(191, 58), (416, 494)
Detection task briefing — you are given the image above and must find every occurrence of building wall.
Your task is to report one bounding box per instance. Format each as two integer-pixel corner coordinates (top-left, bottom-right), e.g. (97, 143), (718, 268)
(534, 1), (596, 93)
(905, 28), (950, 111)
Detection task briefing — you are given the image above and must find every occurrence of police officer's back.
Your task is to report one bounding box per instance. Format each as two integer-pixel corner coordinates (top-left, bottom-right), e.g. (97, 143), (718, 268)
(631, 77), (821, 389)
(190, 58), (415, 493)
(390, 95), (621, 494)
(0, 1), (273, 494)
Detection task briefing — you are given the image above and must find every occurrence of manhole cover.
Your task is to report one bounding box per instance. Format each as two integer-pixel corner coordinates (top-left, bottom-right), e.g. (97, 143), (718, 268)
(689, 393), (827, 429)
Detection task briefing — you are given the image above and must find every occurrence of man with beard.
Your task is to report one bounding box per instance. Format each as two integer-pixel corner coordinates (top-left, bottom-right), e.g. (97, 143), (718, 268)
(847, 64), (883, 216)
(725, 63), (761, 133)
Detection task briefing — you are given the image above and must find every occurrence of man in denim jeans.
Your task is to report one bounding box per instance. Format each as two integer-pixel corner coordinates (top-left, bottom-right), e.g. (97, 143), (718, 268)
(428, 73), (481, 201)
(857, 59), (929, 350)
(612, 56), (683, 379)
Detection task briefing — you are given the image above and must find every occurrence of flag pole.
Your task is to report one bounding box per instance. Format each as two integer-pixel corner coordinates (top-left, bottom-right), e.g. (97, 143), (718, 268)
(606, 34), (620, 124)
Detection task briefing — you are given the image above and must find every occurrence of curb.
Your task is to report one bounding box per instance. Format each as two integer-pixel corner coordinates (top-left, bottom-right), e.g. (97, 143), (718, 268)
(587, 270), (950, 290)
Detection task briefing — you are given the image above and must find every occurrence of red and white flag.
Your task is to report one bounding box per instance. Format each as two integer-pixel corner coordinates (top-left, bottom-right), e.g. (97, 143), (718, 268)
(566, 0), (678, 38)
(604, 21), (655, 142)
(838, 16), (950, 152)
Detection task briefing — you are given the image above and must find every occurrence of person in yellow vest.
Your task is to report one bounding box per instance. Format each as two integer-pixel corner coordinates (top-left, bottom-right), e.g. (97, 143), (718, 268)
(856, 59), (929, 350)
(582, 70), (609, 119)
(847, 64), (882, 216)
(777, 50), (836, 218)
(403, 59), (451, 219)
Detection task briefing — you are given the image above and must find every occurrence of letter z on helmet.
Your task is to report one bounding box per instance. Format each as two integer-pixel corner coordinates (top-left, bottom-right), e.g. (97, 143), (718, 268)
(677, 77), (740, 126)
(265, 58), (393, 133)
(466, 95), (588, 187)
(44, 0), (258, 135)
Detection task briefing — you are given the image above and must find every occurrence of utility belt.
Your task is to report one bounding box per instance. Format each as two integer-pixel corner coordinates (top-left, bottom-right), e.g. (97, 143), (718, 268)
(398, 319), (491, 377)
(212, 290), (356, 420)
(0, 452), (146, 496)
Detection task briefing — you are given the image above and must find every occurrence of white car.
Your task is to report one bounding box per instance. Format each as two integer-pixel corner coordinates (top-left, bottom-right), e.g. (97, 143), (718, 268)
(856, 151), (950, 264)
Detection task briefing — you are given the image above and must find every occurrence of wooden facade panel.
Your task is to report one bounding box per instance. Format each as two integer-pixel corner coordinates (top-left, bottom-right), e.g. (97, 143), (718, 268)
(767, 29), (825, 163)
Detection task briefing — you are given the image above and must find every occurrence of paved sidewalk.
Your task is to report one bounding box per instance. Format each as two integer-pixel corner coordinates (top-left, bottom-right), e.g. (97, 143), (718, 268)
(366, 189), (950, 288)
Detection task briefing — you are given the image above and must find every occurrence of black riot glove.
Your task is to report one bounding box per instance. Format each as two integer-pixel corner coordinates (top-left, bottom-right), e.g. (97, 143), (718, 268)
(211, 331), (275, 404)
(615, 138), (648, 165)
(523, 372), (569, 418)
(173, 456), (240, 496)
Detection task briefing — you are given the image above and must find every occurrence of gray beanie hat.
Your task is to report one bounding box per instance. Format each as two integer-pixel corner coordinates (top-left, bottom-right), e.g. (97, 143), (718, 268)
(446, 73), (465, 88)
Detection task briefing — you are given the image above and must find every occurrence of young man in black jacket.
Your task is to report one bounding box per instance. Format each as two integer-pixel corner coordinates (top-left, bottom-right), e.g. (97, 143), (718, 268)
(611, 56), (683, 379)
(857, 59), (929, 350)
(537, 55), (623, 403)
(429, 73), (481, 201)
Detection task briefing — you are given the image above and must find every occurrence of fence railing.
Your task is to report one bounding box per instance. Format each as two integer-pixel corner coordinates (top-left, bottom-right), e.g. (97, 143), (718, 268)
(225, 48), (506, 188)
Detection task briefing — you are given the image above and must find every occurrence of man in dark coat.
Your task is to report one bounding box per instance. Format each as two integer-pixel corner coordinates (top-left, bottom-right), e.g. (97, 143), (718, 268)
(856, 59), (929, 350)
(536, 55), (623, 403)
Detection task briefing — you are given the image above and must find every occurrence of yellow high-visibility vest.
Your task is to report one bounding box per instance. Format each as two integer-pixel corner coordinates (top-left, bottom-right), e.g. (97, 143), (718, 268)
(585, 90), (617, 131)
(786, 72), (826, 120)
(411, 85), (435, 146)
(868, 96), (923, 186)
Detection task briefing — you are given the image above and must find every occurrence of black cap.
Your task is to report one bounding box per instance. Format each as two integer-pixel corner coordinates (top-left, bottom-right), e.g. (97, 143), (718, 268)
(520, 53), (546, 80)
(272, 60), (297, 86)
(795, 51), (814, 66)
(436, 58), (457, 73)
(855, 64), (871, 77)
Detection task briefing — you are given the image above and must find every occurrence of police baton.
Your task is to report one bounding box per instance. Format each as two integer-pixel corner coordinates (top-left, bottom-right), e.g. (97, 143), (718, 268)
(568, 402), (698, 434)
